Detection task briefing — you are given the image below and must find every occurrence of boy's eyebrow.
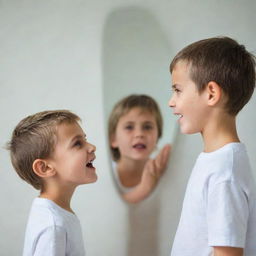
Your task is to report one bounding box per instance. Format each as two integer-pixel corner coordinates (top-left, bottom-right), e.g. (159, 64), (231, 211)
(70, 134), (86, 143)
(123, 120), (155, 124)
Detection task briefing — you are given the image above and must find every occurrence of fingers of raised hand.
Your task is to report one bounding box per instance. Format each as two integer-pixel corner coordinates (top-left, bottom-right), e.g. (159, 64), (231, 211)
(144, 159), (155, 175)
(155, 144), (171, 171)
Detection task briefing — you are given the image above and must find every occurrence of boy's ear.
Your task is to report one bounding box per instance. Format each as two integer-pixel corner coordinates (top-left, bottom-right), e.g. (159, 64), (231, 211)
(110, 135), (118, 148)
(32, 159), (56, 178)
(111, 141), (118, 148)
(206, 81), (222, 106)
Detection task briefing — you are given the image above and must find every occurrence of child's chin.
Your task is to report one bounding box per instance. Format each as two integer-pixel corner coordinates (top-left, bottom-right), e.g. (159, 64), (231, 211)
(83, 173), (98, 184)
(180, 126), (197, 135)
(89, 175), (98, 183)
(133, 155), (148, 161)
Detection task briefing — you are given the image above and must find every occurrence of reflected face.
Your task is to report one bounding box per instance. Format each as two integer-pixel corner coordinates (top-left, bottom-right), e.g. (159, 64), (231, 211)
(168, 61), (209, 134)
(50, 122), (97, 187)
(111, 107), (158, 162)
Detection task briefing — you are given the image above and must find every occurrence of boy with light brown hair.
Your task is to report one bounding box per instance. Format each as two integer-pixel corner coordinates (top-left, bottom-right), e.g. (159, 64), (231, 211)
(7, 110), (96, 255)
(169, 37), (256, 256)
(108, 94), (170, 203)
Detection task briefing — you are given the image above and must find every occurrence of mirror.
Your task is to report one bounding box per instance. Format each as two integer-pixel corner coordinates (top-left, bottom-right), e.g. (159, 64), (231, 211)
(103, 7), (176, 147)
(102, 6), (176, 255)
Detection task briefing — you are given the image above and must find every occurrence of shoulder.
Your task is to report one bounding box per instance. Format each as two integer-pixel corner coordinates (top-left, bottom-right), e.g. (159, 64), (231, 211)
(198, 143), (250, 183)
(27, 198), (78, 231)
(24, 198), (85, 255)
(193, 143), (256, 199)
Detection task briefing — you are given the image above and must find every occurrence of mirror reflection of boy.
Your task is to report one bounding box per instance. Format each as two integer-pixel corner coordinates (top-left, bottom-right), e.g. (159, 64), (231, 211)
(108, 94), (171, 203)
(7, 110), (97, 255)
(169, 37), (256, 256)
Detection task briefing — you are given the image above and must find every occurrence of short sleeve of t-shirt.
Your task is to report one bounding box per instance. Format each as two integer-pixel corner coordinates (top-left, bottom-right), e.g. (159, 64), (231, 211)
(207, 181), (249, 248)
(33, 226), (67, 256)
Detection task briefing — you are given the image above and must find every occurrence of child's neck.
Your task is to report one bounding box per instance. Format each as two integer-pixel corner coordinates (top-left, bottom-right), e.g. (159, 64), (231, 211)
(39, 184), (75, 214)
(201, 113), (240, 152)
(116, 157), (148, 187)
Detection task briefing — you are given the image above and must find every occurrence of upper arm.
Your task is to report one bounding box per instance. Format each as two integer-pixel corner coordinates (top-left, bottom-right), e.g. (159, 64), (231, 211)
(33, 226), (67, 256)
(122, 183), (153, 203)
(213, 246), (243, 256)
(207, 181), (248, 248)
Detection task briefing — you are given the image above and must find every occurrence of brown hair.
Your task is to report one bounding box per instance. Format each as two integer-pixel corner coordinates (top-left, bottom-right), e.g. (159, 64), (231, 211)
(108, 94), (163, 161)
(170, 36), (256, 115)
(7, 110), (80, 190)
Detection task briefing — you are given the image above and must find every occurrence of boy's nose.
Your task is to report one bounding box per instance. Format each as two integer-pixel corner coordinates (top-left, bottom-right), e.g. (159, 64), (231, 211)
(87, 143), (96, 153)
(168, 95), (175, 108)
(135, 128), (144, 138)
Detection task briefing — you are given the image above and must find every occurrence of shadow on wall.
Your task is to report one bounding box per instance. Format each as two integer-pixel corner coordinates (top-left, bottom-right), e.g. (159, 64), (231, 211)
(102, 6), (173, 256)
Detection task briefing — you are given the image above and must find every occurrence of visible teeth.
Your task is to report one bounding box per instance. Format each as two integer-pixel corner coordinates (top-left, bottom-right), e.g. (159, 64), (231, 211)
(86, 160), (94, 168)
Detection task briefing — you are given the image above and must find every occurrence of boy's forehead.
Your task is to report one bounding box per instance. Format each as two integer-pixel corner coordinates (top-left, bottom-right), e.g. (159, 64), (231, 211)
(172, 60), (191, 73)
(172, 61), (189, 81)
(118, 108), (157, 124)
(125, 107), (154, 116)
(55, 121), (85, 138)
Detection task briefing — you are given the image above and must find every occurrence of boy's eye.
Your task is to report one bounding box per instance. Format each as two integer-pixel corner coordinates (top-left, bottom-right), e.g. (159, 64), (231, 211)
(143, 124), (153, 130)
(125, 125), (133, 130)
(172, 88), (181, 93)
(74, 140), (83, 147)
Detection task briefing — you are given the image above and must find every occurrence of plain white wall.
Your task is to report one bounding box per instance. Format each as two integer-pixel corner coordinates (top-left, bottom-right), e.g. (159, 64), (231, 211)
(0, 1), (256, 256)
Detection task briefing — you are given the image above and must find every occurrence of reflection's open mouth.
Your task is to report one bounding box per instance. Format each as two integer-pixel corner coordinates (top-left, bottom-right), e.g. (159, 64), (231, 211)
(133, 143), (146, 149)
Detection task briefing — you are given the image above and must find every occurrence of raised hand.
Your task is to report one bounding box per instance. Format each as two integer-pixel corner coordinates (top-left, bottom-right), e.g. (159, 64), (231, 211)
(122, 144), (171, 203)
(140, 144), (171, 188)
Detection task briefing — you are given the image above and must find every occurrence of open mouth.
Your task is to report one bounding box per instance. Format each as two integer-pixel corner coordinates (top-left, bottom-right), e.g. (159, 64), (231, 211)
(86, 159), (95, 168)
(175, 113), (183, 120)
(133, 143), (146, 149)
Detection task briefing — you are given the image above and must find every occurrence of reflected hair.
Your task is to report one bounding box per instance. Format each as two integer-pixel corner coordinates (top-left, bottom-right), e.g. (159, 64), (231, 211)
(170, 36), (256, 115)
(108, 94), (163, 162)
(6, 110), (80, 190)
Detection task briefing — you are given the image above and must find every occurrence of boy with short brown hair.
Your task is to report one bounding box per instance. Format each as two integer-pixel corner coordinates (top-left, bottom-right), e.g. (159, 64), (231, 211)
(8, 110), (97, 255)
(108, 94), (170, 203)
(169, 37), (256, 256)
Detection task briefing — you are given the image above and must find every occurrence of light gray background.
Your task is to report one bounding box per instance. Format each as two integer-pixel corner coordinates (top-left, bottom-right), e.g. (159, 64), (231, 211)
(0, 1), (256, 255)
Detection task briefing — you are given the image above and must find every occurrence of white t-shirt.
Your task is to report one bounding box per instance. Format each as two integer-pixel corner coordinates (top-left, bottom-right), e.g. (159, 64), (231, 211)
(112, 161), (136, 193)
(23, 198), (85, 256)
(171, 143), (256, 256)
